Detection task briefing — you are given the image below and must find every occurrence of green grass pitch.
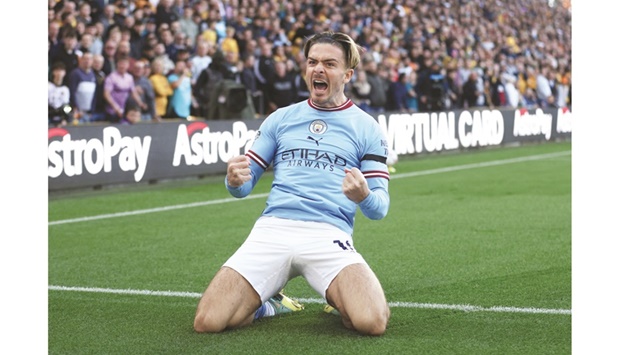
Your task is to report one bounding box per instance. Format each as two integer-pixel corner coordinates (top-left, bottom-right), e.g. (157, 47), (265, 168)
(49, 141), (571, 354)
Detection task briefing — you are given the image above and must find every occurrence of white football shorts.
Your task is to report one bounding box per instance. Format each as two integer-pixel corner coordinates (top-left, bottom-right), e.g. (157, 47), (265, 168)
(222, 216), (368, 302)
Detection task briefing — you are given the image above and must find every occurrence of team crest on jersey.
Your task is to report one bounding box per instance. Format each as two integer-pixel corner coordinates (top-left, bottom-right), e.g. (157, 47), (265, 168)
(309, 120), (327, 135)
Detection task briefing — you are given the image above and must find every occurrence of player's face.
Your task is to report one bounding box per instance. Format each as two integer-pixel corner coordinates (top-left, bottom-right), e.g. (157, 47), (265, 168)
(305, 43), (353, 108)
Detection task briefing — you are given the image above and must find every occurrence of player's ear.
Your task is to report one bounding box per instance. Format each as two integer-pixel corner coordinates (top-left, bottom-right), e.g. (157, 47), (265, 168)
(344, 68), (354, 84)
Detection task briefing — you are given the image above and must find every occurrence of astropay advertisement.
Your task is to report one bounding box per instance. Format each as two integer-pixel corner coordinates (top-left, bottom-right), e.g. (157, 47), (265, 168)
(48, 107), (571, 191)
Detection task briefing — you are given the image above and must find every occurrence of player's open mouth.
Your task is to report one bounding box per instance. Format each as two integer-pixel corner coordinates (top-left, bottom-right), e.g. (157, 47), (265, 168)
(313, 80), (328, 92)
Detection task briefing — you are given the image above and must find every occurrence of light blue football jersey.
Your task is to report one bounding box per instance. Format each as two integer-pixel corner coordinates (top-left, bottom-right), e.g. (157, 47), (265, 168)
(227, 99), (390, 234)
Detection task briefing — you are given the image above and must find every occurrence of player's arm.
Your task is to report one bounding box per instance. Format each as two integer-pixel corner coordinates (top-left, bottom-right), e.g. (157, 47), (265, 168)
(225, 115), (278, 197)
(343, 167), (390, 220)
(225, 153), (267, 198)
(358, 176), (389, 220)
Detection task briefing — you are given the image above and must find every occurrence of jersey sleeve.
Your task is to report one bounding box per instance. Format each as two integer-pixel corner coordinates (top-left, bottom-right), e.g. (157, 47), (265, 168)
(225, 113), (279, 197)
(358, 122), (390, 220)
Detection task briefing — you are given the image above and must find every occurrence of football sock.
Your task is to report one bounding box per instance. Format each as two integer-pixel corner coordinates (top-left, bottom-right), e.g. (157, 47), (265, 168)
(254, 301), (276, 319)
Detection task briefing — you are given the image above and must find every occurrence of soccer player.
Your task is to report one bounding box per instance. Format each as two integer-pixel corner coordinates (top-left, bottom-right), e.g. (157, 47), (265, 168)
(193, 31), (391, 336)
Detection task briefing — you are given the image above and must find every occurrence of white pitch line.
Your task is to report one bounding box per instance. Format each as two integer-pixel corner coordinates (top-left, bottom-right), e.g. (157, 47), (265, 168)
(48, 285), (571, 316)
(390, 150), (570, 180)
(48, 193), (269, 226)
(48, 150), (570, 226)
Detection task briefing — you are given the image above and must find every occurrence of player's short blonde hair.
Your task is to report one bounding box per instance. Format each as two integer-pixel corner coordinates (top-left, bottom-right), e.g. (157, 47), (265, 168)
(303, 31), (363, 70)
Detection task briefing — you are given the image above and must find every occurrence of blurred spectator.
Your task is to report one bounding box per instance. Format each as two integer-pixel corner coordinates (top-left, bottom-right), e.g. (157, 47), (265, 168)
(103, 56), (144, 123)
(155, 0), (179, 28)
(521, 87), (539, 110)
(514, 62), (528, 97)
(349, 69), (372, 112)
(170, 0), (185, 18)
(116, 40), (137, 67)
(49, 27), (81, 85)
(462, 71), (482, 109)
(363, 59), (388, 113)
(128, 60), (158, 121)
(200, 19), (219, 47)
(85, 22), (105, 56)
(128, 21), (147, 60)
(131, 5), (147, 24)
(444, 69), (461, 110)
(88, 0), (105, 23)
(101, 39), (118, 75)
(486, 64), (505, 108)
(193, 49), (239, 118)
(167, 59), (193, 119)
(143, 16), (158, 38)
(536, 65), (556, 108)
(418, 61), (446, 112)
(120, 103), (142, 125)
(293, 53), (310, 103)
(265, 60), (296, 114)
(159, 28), (179, 62)
(99, 4), (118, 34)
(104, 24), (123, 46)
(236, 28), (256, 60)
(91, 53), (107, 122)
(272, 44), (289, 64)
(524, 65), (538, 98)
(179, 5), (199, 47)
(189, 39), (213, 85)
(220, 26), (240, 64)
(501, 73), (521, 109)
(78, 33), (94, 54)
(48, 62), (72, 127)
(176, 47), (191, 63)
(266, 19), (291, 48)
(240, 53), (263, 115)
(556, 66), (571, 108)
(254, 40), (275, 112)
(171, 30), (190, 61)
(386, 73), (408, 113)
(48, 21), (61, 53)
(75, 1), (93, 25)
(140, 32), (159, 61)
(149, 58), (174, 119)
(405, 70), (420, 113)
(153, 42), (175, 75)
(67, 52), (98, 124)
(58, 11), (78, 39)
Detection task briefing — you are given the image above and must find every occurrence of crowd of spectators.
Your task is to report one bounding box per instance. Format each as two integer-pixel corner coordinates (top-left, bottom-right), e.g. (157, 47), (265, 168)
(48, 0), (572, 127)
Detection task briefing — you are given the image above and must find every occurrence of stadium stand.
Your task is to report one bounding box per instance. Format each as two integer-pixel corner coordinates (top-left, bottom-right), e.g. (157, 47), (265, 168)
(48, 0), (572, 125)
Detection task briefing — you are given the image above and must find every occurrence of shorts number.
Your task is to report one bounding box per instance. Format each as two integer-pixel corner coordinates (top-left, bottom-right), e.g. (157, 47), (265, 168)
(333, 240), (356, 252)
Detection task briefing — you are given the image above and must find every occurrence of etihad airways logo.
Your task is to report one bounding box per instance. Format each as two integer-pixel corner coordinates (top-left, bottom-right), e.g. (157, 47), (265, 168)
(280, 148), (347, 171)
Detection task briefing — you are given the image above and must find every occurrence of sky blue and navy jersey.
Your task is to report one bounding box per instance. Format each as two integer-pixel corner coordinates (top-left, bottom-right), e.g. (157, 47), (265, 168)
(227, 99), (390, 235)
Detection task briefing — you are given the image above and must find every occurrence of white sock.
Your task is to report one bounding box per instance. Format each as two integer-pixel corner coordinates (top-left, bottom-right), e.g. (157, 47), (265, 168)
(254, 300), (276, 319)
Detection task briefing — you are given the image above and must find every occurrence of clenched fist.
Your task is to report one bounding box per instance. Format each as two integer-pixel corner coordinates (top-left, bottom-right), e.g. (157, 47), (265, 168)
(342, 167), (370, 203)
(227, 155), (252, 187)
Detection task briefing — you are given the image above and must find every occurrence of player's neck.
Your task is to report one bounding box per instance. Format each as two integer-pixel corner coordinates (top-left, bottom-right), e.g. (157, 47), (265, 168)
(310, 94), (347, 109)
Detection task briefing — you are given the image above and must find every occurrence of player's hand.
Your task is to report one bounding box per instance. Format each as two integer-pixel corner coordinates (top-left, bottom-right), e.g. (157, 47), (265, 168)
(227, 155), (251, 187)
(342, 167), (370, 203)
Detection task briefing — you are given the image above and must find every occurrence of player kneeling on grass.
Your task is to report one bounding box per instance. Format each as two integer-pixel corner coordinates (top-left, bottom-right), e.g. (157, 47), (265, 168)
(193, 31), (391, 336)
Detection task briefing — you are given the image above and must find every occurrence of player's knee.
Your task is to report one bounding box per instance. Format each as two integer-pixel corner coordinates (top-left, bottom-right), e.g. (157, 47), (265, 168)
(351, 306), (390, 336)
(193, 311), (226, 333)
